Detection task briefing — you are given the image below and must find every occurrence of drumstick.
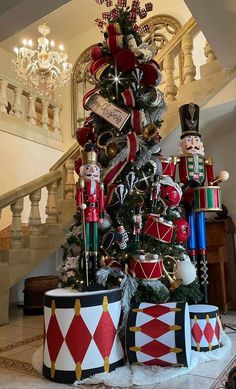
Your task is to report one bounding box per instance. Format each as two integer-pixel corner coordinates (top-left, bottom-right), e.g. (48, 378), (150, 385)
(211, 170), (229, 185)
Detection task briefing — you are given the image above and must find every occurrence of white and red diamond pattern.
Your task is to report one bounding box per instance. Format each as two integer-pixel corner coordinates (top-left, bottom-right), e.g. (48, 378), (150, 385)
(44, 298), (124, 378)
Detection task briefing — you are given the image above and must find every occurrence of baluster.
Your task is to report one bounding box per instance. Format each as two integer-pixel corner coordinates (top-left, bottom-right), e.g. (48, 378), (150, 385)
(29, 189), (42, 235)
(204, 42), (217, 63)
(65, 159), (75, 200)
(10, 198), (24, 249)
(41, 100), (49, 130)
(0, 80), (8, 113)
(28, 94), (36, 125)
(182, 33), (196, 84)
(13, 87), (23, 117)
(52, 106), (61, 133)
(46, 181), (58, 224)
(163, 53), (178, 102)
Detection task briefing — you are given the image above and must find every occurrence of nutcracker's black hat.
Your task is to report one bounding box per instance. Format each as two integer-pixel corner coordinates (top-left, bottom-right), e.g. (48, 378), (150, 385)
(179, 102), (201, 139)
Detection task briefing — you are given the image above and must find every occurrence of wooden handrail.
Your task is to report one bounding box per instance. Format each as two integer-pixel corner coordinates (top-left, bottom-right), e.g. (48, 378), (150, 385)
(155, 17), (199, 64)
(0, 170), (62, 209)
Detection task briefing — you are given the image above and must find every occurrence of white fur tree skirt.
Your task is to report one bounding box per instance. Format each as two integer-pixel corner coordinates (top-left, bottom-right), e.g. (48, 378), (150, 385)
(32, 332), (231, 387)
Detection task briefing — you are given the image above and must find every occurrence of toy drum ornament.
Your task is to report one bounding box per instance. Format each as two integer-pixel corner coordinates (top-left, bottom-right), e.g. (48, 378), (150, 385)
(43, 288), (124, 383)
(126, 302), (191, 367)
(144, 214), (174, 243)
(160, 157), (176, 178)
(193, 186), (222, 212)
(130, 257), (163, 280)
(189, 304), (222, 352)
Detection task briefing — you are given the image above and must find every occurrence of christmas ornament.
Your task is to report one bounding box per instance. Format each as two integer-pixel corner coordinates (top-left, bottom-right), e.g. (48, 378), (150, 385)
(134, 161), (156, 193)
(126, 302), (191, 367)
(175, 260), (196, 285)
(173, 218), (191, 243)
(115, 49), (136, 73)
(126, 171), (138, 193)
(145, 2), (153, 12)
(142, 123), (159, 140)
(106, 141), (119, 158)
(90, 45), (104, 61)
(189, 304), (222, 352)
(141, 61), (161, 86)
(130, 254), (163, 280)
(132, 205), (142, 242)
(115, 184), (128, 204)
(131, 67), (143, 90)
(139, 8), (147, 19)
(75, 125), (96, 146)
(144, 215), (174, 243)
(160, 183), (182, 209)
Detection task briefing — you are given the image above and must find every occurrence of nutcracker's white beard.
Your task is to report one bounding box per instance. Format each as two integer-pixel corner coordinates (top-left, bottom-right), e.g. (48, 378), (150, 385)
(90, 179), (96, 194)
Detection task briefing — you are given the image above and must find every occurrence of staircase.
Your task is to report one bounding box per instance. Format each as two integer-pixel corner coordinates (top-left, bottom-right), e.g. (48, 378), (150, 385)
(0, 16), (236, 325)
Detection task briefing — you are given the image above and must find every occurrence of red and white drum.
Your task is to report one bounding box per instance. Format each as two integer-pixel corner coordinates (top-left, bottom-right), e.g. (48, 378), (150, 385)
(144, 214), (174, 243)
(189, 304), (222, 352)
(160, 157), (176, 178)
(126, 302), (191, 367)
(43, 288), (124, 383)
(130, 258), (163, 280)
(193, 186), (222, 212)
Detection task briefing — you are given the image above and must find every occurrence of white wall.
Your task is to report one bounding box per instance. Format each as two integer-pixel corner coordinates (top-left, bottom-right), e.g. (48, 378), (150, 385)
(0, 131), (63, 229)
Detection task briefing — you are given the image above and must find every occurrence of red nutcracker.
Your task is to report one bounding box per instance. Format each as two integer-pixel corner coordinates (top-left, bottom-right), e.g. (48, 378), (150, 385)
(171, 103), (229, 302)
(76, 143), (104, 285)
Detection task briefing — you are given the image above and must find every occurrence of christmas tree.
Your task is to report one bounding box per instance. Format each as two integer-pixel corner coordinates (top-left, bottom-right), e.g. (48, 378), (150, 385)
(59, 0), (202, 315)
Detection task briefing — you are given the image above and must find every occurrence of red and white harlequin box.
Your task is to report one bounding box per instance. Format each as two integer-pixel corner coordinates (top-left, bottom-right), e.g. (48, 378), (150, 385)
(43, 288), (124, 383)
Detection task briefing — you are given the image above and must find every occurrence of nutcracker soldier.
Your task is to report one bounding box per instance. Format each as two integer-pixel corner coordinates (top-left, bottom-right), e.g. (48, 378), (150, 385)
(171, 103), (229, 302)
(76, 143), (104, 286)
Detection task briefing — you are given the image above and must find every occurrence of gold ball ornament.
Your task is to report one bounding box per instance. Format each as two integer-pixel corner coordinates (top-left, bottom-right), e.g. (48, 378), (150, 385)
(106, 142), (118, 158)
(142, 123), (159, 140)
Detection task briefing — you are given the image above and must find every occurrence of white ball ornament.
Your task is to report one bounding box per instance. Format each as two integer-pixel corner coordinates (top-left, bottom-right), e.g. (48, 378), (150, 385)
(80, 203), (87, 210)
(175, 260), (196, 285)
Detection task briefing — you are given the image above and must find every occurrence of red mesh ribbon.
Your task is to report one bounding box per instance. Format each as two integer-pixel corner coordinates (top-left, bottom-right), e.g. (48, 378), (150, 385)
(121, 88), (136, 107)
(131, 109), (142, 134)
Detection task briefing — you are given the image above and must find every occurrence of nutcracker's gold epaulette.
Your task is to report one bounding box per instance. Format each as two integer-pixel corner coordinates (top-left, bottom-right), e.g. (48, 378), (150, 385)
(205, 156), (213, 165)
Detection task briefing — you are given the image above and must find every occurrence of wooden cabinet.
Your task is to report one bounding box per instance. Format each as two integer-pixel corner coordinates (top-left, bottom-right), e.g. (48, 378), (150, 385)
(206, 218), (236, 312)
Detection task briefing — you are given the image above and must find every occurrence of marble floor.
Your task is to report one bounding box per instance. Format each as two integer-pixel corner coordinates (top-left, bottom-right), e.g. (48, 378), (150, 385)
(0, 306), (235, 389)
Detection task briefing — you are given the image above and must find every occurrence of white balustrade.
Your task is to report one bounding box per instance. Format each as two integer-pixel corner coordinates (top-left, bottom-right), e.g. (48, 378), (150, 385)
(28, 94), (36, 125)
(64, 159), (76, 200)
(52, 106), (61, 133)
(41, 101), (49, 130)
(204, 42), (217, 63)
(163, 53), (178, 102)
(0, 79), (8, 113)
(46, 181), (58, 224)
(12, 87), (23, 117)
(181, 33), (196, 84)
(29, 189), (42, 235)
(10, 198), (24, 249)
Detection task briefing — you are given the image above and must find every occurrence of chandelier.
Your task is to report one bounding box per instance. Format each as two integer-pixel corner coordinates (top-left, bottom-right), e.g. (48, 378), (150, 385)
(12, 23), (72, 96)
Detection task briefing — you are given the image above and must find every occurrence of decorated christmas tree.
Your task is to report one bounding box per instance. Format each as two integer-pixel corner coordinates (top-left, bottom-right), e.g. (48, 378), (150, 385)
(59, 0), (202, 314)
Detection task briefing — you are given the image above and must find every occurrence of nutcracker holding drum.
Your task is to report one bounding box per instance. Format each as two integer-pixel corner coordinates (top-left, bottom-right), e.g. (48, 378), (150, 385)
(170, 103), (229, 302)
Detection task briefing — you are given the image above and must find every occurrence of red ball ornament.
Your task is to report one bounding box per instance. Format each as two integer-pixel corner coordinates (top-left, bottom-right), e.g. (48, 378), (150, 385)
(160, 184), (181, 208)
(75, 126), (96, 146)
(90, 46), (104, 61)
(173, 218), (191, 243)
(115, 48), (136, 73)
(104, 257), (122, 269)
(140, 62), (161, 86)
(74, 157), (82, 175)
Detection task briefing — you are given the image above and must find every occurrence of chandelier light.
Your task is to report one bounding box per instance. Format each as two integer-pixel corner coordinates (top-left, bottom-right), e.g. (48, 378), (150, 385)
(12, 23), (72, 96)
